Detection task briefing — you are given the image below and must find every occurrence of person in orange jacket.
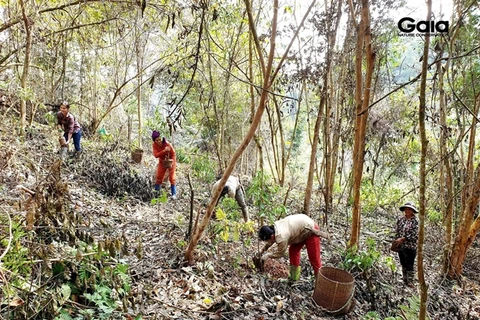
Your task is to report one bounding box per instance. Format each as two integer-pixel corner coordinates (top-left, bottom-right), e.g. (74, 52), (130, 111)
(152, 130), (177, 199)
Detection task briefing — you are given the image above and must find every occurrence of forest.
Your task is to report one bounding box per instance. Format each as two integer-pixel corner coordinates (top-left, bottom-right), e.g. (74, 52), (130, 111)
(1, 0), (480, 319)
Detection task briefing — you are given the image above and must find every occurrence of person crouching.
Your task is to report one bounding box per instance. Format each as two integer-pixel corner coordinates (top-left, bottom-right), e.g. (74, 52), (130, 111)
(212, 175), (249, 222)
(258, 214), (329, 281)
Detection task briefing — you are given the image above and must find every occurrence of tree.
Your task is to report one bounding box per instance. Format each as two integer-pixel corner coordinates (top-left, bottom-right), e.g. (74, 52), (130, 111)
(348, 0), (375, 248)
(443, 1), (480, 279)
(418, 0), (432, 317)
(185, 0), (317, 263)
(303, 1), (342, 216)
(447, 94), (480, 278)
(18, 0), (32, 135)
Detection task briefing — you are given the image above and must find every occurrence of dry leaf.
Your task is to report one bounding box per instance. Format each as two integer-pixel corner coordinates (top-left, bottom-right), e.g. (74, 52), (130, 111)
(9, 297), (24, 307)
(276, 300), (283, 313)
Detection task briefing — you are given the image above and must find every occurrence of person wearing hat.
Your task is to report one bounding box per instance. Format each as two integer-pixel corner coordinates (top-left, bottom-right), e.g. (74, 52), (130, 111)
(257, 214), (329, 281)
(152, 130), (177, 199)
(393, 202), (419, 288)
(212, 175), (249, 222)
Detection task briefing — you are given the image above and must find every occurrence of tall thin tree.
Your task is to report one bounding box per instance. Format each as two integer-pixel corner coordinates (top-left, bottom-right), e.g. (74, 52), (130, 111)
(348, 0), (375, 248)
(418, 0), (432, 318)
(18, 0), (32, 135)
(185, 0), (317, 262)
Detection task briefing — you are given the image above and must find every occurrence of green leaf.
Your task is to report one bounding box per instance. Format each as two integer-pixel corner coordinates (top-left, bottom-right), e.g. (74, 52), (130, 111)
(216, 208), (226, 220)
(59, 284), (71, 305)
(220, 229), (229, 242)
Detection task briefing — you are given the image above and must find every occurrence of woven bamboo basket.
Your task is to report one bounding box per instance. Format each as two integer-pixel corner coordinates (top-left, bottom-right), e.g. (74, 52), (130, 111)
(313, 266), (355, 316)
(131, 148), (144, 164)
(162, 158), (173, 168)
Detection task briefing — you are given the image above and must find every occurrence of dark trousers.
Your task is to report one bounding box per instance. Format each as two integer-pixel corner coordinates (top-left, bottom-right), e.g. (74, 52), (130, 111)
(398, 248), (416, 272)
(64, 130), (82, 152)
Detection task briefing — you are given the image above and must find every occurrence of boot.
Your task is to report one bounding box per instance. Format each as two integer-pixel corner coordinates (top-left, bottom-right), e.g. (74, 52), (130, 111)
(406, 271), (415, 288)
(154, 184), (161, 191)
(289, 265), (301, 281)
(171, 185), (177, 199)
(401, 267), (408, 285)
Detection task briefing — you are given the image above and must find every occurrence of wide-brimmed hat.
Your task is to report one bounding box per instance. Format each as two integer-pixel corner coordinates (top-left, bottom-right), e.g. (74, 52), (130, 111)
(400, 202), (418, 213)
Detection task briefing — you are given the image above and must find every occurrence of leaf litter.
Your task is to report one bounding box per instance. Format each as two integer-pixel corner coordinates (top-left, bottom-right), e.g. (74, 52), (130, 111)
(0, 118), (479, 319)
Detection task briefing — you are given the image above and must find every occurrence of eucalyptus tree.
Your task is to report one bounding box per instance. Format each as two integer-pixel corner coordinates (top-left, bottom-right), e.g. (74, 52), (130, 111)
(185, 0), (318, 263)
(445, 3), (480, 278)
(348, 0), (375, 249)
(418, 0), (433, 317)
(302, 0), (342, 217)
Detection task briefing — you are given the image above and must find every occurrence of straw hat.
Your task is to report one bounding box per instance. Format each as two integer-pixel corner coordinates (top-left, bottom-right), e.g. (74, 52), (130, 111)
(399, 202), (418, 213)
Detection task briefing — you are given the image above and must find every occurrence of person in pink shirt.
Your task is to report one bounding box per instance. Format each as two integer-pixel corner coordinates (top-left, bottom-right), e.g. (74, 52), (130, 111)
(57, 102), (82, 153)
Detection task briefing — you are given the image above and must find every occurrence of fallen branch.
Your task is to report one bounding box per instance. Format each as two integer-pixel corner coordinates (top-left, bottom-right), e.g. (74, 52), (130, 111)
(15, 185), (36, 196)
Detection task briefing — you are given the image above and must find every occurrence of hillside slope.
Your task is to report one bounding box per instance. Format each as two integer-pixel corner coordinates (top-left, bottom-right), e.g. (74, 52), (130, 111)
(0, 115), (479, 319)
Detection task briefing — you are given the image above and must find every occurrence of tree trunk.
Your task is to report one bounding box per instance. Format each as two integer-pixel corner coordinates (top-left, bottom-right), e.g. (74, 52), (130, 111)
(304, 98), (324, 215)
(322, 0), (342, 222)
(418, 1), (432, 318)
(135, 11), (145, 150)
(448, 94), (480, 278)
(349, 0), (375, 248)
(303, 0), (340, 215)
(19, 0), (32, 135)
(185, 0), (280, 263)
(438, 45), (454, 274)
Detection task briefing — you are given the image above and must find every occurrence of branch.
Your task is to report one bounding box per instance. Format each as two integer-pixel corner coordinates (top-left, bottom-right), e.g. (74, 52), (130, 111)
(168, 8), (206, 123)
(0, 0), (132, 33)
(361, 44), (480, 116)
(206, 50), (298, 101)
(243, 0), (266, 76)
(271, 0), (317, 80)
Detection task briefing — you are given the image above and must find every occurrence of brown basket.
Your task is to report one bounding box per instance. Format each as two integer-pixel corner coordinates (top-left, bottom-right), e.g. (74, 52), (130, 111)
(59, 136), (67, 147)
(390, 240), (401, 252)
(162, 158), (173, 168)
(131, 148), (144, 164)
(313, 267), (355, 316)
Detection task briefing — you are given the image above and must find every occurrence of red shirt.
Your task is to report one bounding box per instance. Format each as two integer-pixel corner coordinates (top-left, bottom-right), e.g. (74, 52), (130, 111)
(152, 139), (176, 164)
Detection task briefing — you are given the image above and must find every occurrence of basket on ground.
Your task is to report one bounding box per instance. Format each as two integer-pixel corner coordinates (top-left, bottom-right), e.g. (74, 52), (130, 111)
(131, 148), (144, 164)
(313, 266), (355, 316)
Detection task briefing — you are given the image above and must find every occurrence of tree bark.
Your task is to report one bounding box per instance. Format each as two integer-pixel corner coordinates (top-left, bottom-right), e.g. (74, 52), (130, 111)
(348, 0), (375, 248)
(135, 11), (145, 150)
(185, 0), (279, 263)
(448, 94), (480, 278)
(418, 1), (432, 318)
(19, 0), (32, 135)
(438, 45), (454, 275)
